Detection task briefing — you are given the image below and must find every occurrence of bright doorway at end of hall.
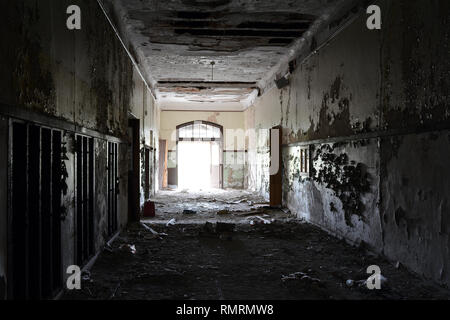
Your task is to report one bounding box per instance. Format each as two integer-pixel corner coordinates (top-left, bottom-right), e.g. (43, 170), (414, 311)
(178, 140), (221, 190)
(177, 121), (222, 190)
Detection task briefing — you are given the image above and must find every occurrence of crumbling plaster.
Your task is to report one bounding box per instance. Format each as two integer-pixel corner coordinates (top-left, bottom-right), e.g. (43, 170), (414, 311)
(246, 0), (450, 286)
(160, 111), (246, 188)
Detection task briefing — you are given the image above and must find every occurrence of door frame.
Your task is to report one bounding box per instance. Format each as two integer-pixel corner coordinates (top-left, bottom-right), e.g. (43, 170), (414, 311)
(175, 120), (223, 189)
(269, 125), (282, 207)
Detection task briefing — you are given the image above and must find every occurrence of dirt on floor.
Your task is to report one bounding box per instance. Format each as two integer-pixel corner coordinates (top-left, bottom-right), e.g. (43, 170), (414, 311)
(63, 190), (450, 300)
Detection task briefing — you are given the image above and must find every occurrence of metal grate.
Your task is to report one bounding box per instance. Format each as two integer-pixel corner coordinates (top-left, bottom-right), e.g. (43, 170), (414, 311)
(9, 121), (63, 299)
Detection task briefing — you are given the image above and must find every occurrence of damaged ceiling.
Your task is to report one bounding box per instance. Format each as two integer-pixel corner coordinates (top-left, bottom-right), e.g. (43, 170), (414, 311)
(103, 0), (348, 111)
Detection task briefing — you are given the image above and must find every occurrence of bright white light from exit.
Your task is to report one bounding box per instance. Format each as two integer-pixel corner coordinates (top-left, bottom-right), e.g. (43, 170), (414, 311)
(178, 141), (219, 190)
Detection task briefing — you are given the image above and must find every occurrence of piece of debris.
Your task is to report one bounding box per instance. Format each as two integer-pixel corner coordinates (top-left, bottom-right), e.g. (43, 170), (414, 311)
(183, 209), (197, 215)
(110, 282), (121, 299)
(119, 244), (137, 254)
(281, 272), (323, 287)
(217, 209), (231, 215)
(140, 222), (168, 237)
(346, 279), (367, 288)
(236, 210), (262, 217)
(166, 218), (176, 226)
(104, 243), (114, 253)
(395, 261), (403, 269)
(81, 270), (91, 281)
(346, 275), (388, 289)
(255, 216), (272, 224)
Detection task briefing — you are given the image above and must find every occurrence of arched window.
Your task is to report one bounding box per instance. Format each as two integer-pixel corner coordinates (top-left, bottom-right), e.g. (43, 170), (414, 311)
(176, 121), (223, 142)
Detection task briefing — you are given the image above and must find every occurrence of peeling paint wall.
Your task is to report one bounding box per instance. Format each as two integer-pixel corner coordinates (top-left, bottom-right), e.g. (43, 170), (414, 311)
(0, 117), (7, 299)
(282, 141), (381, 248)
(0, 0), (159, 298)
(247, 0), (450, 286)
(223, 151), (246, 189)
(378, 0), (450, 285)
(381, 132), (450, 284)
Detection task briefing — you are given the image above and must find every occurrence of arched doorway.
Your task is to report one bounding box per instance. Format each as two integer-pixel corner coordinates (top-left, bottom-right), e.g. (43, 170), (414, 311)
(176, 121), (223, 190)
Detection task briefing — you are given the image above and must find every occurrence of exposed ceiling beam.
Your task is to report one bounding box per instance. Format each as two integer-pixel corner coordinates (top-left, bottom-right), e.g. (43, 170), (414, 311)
(257, 0), (366, 96)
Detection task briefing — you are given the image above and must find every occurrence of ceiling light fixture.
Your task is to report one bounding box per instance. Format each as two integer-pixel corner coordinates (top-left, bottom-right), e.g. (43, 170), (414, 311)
(210, 61), (216, 81)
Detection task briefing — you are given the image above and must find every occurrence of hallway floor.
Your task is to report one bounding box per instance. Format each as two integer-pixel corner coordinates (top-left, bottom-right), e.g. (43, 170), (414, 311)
(63, 191), (450, 300)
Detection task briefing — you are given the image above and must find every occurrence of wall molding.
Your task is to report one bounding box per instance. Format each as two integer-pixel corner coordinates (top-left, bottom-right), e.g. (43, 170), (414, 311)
(0, 103), (127, 144)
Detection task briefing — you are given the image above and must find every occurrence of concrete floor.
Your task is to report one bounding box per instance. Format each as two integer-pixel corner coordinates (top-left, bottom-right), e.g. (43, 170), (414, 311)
(63, 190), (450, 300)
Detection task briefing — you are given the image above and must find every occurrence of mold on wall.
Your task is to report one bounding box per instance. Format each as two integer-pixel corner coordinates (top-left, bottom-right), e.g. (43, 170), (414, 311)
(246, 0), (450, 286)
(0, 0), (145, 138)
(282, 140), (381, 249)
(381, 0), (450, 131)
(312, 143), (372, 227)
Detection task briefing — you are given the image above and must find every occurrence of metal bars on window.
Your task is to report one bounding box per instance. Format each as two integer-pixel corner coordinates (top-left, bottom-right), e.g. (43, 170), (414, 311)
(107, 142), (118, 237)
(9, 121), (63, 300)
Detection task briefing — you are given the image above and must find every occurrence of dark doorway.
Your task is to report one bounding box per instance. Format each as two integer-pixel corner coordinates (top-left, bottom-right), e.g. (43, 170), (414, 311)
(269, 126), (282, 207)
(144, 146), (150, 199)
(128, 119), (140, 222)
(9, 121), (63, 300)
(159, 140), (168, 190)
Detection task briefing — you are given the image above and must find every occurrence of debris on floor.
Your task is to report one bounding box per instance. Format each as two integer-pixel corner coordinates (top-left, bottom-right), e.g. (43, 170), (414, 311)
(282, 272), (324, 287)
(140, 222), (168, 238)
(119, 244), (136, 255)
(63, 219), (450, 300)
(255, 216), (272, 224)
(142, 189), (274, 224)
(62, 190), (450, 301)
